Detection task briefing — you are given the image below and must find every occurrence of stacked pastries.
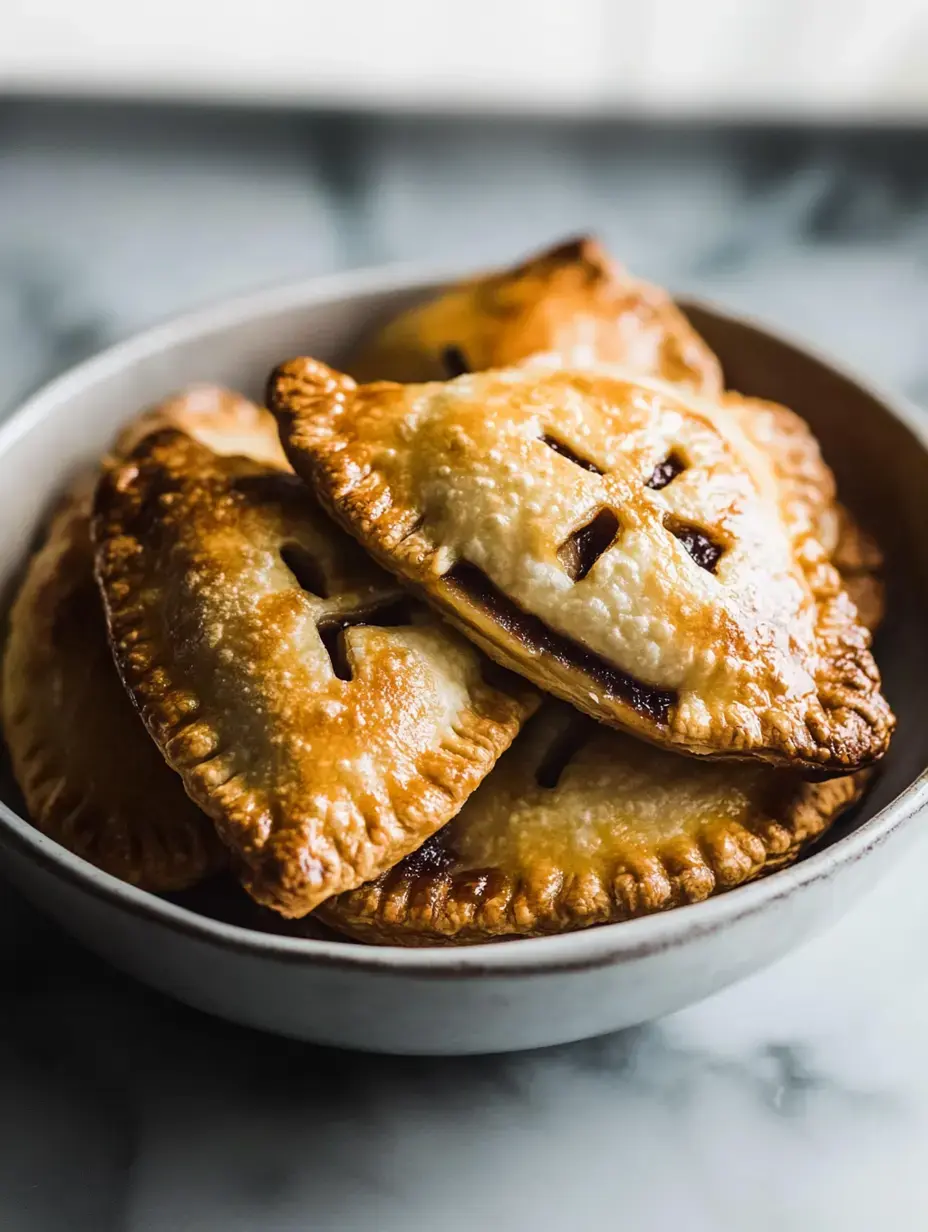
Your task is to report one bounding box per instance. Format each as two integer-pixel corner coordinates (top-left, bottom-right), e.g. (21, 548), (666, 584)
(2, 238), (894, 944)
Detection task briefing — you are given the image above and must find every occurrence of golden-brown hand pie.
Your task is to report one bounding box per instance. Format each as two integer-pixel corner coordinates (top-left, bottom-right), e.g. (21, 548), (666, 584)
(93, 430), (537, 917)
(113, 383), (289, 471)
(2, 483), (223, 891)
(324, 481), (883, 947)
(350, 236), (723, 397)
(1, 387), (288, 891)
(829, 503), (886, 634)
(724, 393), (886, 633)
(269, 359), (894, 775)
(323, 703), (871, 945)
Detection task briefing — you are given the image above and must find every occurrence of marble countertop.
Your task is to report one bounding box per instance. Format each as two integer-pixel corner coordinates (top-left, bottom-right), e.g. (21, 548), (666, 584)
(2, 100), (927, 1231)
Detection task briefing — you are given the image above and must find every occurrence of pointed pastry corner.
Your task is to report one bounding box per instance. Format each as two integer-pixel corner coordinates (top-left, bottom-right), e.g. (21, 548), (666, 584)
(516, 233), (612, 276)
(266, 357), (358, 423)
(92, 428), (536, 917)
(112, 384), (289, 472)
(348, 236), (721, 394)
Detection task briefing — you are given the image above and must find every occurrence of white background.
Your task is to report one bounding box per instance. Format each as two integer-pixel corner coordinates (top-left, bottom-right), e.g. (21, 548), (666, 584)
(2, 0), (928, 118)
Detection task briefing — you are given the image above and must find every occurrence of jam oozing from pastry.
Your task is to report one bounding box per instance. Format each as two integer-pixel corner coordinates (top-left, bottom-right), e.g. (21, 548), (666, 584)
(441, 345), (470, 378)
(541, 434), (604, 475)
(317, 598), (414, 682)
(390, 832), (505, 907)
(557, 508), (620, 583)
(396, 831), (459, 878)
(534, 717), (592, 789)
(646, 451), (686, 491)
(280, 542), (330, 599)
(444, 563), (675, 724)
(665, 518), (724, 573)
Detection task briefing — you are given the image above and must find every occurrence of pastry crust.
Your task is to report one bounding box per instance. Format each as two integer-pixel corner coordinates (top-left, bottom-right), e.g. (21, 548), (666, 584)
(93, 430), (536, 917)
(269, 359), (894, 774)
(1, 387), (288, 891)
(2, 483), (223, 891)
(323, 702), (871, 944)
(725, 393), (886, 632)
(829, 503), (886, 634)
(113, 383), (289, 471)
(324, 472), (882, 946)
(350, 236), (723, 397)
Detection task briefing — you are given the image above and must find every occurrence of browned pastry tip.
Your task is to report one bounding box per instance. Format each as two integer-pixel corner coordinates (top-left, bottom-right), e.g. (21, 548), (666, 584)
(113, 382), (289, 470)
(725, 394), (886, 635)
(348, 234), (723, 396)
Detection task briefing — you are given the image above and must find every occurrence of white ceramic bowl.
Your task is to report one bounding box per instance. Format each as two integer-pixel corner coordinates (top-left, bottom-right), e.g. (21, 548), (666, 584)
(1, 266), (926, 1055)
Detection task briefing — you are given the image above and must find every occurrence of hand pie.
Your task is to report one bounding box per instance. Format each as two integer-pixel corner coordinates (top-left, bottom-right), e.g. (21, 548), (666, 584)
(113, 383), (290, 471)
(324, 506), (884, 945)
(350, 235), (723, 397)
(269, 360), (894, 774)
(2, 484), (222, 891)
(323, 703), (871, 945)
(93, 430), (536, 917)
(1, 388), (287, 891)
(828, 503), (885, 634)
(724, 393), (886, 632)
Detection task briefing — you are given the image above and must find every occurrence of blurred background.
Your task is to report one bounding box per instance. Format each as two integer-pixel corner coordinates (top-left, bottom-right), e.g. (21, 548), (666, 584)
(2, 0), (927, 417)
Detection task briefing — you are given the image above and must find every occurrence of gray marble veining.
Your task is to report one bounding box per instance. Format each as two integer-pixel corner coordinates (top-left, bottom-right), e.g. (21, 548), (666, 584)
(1, 99), (927, 1231)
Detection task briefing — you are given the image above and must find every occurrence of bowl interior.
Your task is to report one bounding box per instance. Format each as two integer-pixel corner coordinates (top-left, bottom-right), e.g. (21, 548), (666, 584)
(0, 274), (926, 935)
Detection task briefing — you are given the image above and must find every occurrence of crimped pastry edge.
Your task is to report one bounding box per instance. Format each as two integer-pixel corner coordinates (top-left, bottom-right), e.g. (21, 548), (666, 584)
(321, 770), (871, 945)
(268, 358), (894, 775)
(2, 484), (224, 892)
(93, 430), (538, 917)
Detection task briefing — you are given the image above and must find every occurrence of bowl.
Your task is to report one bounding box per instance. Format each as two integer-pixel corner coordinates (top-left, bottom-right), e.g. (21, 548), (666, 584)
(1, 265), (926, 1055)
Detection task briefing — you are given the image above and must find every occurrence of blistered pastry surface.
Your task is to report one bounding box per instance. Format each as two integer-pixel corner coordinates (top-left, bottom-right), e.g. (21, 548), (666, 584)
(2, 484), (223, 891)
(113, 383), (290, 471)
(0, 383), (293, 892)
(324, 702), (869, 944)
(93, 430), (535, 917)
(270, 360), (893, 773)
(351, 236), (723, 396)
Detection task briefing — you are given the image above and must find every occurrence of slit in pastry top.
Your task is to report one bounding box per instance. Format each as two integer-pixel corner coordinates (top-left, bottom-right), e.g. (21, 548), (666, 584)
(93, 429), (537, 918)
(269, 358), (893, 775)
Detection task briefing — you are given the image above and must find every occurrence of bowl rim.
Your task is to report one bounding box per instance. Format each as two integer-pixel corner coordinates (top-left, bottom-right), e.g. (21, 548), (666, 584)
(2, 261), (927, 978)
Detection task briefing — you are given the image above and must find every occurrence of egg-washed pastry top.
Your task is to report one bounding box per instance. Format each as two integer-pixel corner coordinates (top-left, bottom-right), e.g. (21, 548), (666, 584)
(2, 482), (223, 892)
(325, 415), (886, 945)
(0, 385), (284, 893)
(349, 236), (723, 397)
(112, 383), (290, 471)
(269, 359), (894, 774)
(326, 479), (884, 946)
(322, 701), (871, 945)
(93, 430), (537, 917)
